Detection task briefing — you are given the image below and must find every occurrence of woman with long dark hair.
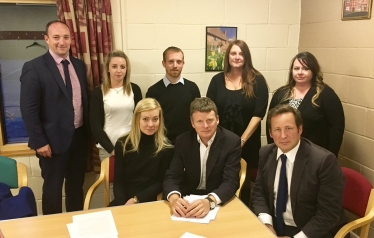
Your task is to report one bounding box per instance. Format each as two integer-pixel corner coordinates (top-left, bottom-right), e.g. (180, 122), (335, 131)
(207, 40), (269, 206)
(267, 52), (344, 157)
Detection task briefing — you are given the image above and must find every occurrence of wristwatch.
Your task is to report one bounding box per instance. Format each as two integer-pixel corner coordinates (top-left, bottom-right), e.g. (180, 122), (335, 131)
(133, 196), (139, 203)
(206, 196), (216, 210)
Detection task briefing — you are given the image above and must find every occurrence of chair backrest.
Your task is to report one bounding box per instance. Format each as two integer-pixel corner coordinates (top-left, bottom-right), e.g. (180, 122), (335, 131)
(103, 156), (113, 206)
(341, 167), (373, 217)
(84, 156), (112, 210)
(236, 158), (247, 197)
(334, 167), (374, 238)
(0, 156), (27, 189)
(109, 155), (115, 183)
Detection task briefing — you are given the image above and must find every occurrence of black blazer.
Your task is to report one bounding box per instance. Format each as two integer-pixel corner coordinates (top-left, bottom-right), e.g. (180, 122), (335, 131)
(252, 138), (347, 238)
(163, 126), (241, 204)
(20, 52), (89, 154)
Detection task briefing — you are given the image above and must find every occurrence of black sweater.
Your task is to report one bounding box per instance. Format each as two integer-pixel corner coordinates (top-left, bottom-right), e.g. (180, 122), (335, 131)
(146, 79), (200, 143)
(110, 133), (173, 205)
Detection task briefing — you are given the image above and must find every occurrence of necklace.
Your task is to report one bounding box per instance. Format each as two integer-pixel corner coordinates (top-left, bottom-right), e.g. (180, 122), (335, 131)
(225, 74), (242, 90)
(112, 86), (123, 94)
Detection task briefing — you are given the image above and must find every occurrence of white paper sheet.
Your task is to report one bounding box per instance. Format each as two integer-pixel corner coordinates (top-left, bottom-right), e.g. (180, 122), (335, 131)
(180, 232), (207, 238)
(67, 210), (118, 238)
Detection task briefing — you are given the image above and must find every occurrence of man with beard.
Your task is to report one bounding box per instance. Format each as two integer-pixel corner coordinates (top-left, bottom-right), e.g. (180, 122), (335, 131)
(146, 46), (200, 144)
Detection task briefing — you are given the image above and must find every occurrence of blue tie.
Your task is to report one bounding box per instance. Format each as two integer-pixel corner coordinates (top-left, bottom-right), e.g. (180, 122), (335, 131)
(276, 154), (288, 236)
(61, 60), (73, 100)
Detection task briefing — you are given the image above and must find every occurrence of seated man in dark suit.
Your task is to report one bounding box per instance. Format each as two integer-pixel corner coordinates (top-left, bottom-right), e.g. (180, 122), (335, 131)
(252, 104), (347, 238)
(163, 97), (241, 218)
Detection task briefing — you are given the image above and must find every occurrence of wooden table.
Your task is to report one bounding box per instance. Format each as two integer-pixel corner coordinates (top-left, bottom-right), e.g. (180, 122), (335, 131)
(0, 197), (275, 238)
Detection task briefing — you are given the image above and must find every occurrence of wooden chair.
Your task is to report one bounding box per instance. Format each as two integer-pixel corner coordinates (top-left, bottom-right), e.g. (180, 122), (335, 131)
(84, 156), (163, 210)
(236, 158), (247, 197)
(0, 156), (37, 219)
(334, 167), (374, 238)
(0, 156), (28, 189)
(84, 156), (113, 210)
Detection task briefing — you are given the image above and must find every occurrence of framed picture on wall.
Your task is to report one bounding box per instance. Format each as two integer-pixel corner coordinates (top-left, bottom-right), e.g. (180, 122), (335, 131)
(205, 26), (237, 71)
(342, 0), (373, 20)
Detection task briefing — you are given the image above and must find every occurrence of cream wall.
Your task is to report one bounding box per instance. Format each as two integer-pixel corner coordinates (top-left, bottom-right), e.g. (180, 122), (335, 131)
(300, 0), (374, 185)
(111, 0), (301, 146)
(111, 0), (300, 96)
(300, 0), (374, 236)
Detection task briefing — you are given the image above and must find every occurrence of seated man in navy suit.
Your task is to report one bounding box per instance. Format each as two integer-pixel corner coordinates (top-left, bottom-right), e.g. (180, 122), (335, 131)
(252, 104), (346, 238)
(163, 97), (241, 218)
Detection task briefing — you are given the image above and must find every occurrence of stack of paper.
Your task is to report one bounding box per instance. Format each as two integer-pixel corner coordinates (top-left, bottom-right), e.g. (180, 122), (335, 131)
(171, 195), (220, 224)
(67, 210), (118, 238)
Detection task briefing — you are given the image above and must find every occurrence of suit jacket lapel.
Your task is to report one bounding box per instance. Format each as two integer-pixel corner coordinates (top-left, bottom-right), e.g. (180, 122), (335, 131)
(205, 127), (222, 179)
(43, 52), (71, 101)
(290, 139), (309, 214)
(267, 147), (278, 213)
(190, 133), (202, 187)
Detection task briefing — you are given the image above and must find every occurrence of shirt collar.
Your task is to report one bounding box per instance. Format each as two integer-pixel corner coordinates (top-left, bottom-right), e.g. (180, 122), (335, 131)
(197, 132), (217, 147)
(49, 49), (71, 65)
(162, 76), (184, 87)
(275, 140), (301, 164)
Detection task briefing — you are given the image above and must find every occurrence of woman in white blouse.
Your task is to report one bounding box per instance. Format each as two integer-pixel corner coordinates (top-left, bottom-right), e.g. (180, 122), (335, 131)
(90, 50), (142, 160)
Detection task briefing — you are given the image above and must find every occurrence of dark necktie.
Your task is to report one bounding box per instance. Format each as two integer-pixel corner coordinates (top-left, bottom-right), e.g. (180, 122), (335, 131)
(276, 154), (288, 236)
(61, 60), (73, 100)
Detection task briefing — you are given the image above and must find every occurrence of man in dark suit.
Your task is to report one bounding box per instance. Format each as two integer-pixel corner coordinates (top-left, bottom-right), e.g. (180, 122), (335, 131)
(163, 97), (241, 218)
(252, 104), (346, 238)
(20, 20), (89, 215)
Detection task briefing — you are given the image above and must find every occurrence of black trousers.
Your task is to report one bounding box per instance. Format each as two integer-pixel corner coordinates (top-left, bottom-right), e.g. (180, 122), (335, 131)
(38, 127), (87, 215)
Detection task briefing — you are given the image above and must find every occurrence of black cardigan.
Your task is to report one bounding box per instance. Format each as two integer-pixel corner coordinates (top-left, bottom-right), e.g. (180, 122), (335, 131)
(267, 85), (345, 157)
(90, 83), (142, 153)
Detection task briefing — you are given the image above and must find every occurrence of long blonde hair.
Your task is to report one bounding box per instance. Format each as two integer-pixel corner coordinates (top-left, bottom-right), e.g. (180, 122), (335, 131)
(119, 98), (172, 155)
(101, 50), (132, 96)
(223, 40), (262, 98)
(279, 52), (325, 107)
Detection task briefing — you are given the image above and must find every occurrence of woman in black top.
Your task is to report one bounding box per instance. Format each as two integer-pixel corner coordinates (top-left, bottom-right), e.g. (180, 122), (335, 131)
(109, 98), (173, 206)
(207, 40), (268, 207)
(267, 52), (344, 157)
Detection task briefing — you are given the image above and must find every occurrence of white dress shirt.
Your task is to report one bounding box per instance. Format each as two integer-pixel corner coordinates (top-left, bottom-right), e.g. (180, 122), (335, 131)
(167, 132), (222, 205)
(258, 140), (308, 238)
(162, 76), (184, 87)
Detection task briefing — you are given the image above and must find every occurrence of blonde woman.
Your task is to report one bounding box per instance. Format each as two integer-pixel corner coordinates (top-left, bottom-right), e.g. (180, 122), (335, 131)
(110, 98), (173, 206)
(90, 50), (142, 160)
(267, 52), (344, 157)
